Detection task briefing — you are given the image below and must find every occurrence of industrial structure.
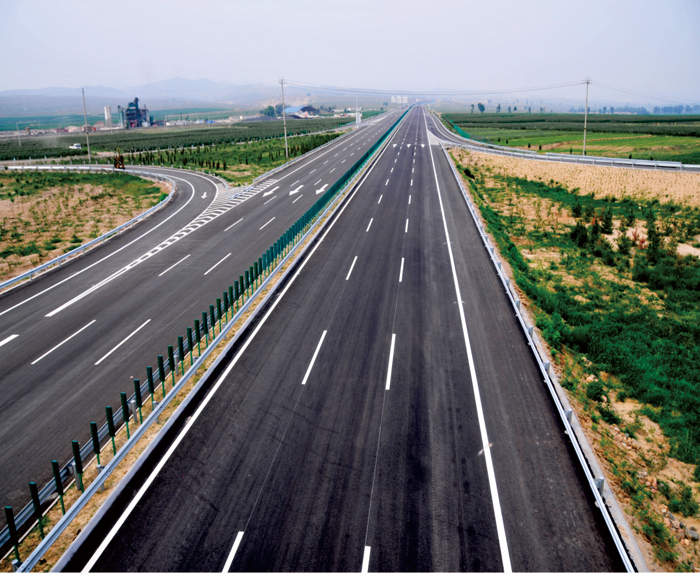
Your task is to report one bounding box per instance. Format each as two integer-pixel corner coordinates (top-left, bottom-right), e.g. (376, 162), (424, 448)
(117, 98), (151, 128)
(104, 106), (112, 127)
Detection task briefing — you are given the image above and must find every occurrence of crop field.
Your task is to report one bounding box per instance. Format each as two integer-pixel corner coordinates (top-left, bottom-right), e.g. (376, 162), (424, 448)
(0, 171), (165, 280)
(442, 113), (700, 164)
(120, 131), (342, 185)
(0, 116), (356, 161)
(452, 147), (700, 568)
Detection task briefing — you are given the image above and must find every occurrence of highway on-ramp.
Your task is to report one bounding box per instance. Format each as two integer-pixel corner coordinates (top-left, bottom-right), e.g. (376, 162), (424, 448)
(65, 106), (623, 572)
(0, 110), (402, 521)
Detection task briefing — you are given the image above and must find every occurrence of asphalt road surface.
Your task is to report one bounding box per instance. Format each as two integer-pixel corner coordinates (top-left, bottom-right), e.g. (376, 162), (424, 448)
(0, 110), (402, 520)
(67, 106), (623, 572)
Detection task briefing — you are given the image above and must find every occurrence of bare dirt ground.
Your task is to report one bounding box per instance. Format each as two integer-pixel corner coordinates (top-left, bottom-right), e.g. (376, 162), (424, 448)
(0, 178), (168, 283)
(466, 151), (700, 207)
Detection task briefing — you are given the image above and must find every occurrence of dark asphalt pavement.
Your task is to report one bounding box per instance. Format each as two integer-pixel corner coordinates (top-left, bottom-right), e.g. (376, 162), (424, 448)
(63, 107), (623, 572)
(0, 111), (401, 520)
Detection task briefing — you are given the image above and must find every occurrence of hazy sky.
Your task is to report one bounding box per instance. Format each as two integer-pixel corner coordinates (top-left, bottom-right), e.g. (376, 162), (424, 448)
(1, 0), (699, 103)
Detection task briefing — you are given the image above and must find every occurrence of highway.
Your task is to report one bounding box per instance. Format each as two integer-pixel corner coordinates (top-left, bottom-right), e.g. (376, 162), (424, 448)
(0, 109), (402, 521)
(63, 106), (624, 571)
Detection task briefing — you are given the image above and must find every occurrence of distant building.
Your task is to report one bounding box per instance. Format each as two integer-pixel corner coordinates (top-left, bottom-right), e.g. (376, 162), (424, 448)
(284, 105), (319, 119)
(118, 98), (152, 129)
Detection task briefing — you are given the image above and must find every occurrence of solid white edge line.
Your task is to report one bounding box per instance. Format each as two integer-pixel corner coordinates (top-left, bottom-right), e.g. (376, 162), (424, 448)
(346, 256), (359, 281)
(158, 254), (190, 277)
(81, 110), (405, 573)
(204, 253), (232, 276)
(259, 217), (276, 231)
(423, 109), (512, 572)
(385, 333), (396, 390)
(366, 218), (373, 232)
(32, 319), (96, 365)
(222, 531), (245, 573)
(0, 334), (19, 348)
(94, 319), (151, 365)
(301, 330), (327, 385)
(399, 258), (404, 283)
(362, 546), (371, 573)
(4, 176), (197, 319)
(224, 218), (244, 232)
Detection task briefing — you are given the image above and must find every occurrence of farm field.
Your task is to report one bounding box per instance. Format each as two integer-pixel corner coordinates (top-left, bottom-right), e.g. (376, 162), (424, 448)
(0, 116), (357, 161)
(451, 147), (700, 570)
(0, 171), (165, 281)
(118, 131), (343, 185)
(442, 113), (700, 164)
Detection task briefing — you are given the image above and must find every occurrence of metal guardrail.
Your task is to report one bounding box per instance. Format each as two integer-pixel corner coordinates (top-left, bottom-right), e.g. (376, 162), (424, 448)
(0, 166), (178, 294)
(440, 143), (637, 572)
(430, 111), (700, 174)
(9, 108), (410, 572)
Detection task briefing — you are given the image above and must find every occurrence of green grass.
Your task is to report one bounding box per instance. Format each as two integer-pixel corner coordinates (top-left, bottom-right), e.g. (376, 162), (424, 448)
(0, 116), (354, 161)
(455, 155), (700, 468)
(442, 113), (700, 163)
(120, 131), (342, 185)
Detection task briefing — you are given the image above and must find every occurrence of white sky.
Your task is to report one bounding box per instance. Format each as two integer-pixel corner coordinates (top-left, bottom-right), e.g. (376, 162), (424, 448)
(1, 0), (698, 103)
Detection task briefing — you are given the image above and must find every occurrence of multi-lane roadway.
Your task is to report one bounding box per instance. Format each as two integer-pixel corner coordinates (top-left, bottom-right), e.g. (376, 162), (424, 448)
(59, 106), (623, 571)
(0, 109), (402, 520)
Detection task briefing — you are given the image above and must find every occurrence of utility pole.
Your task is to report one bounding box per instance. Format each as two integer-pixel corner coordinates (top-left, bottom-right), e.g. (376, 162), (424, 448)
(81, 88), (92, 163)
(16, 121), (21, 147)
(280, 78), (289, 159)
(582, 78), (590, 156)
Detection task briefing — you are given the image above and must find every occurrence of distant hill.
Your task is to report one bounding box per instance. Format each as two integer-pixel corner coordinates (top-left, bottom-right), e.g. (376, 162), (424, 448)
(0, 79), (282, 117)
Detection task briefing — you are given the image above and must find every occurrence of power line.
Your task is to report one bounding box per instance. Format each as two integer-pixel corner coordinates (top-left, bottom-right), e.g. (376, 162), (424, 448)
(283, 79), (587, 97)
(593, 82), (698, 105)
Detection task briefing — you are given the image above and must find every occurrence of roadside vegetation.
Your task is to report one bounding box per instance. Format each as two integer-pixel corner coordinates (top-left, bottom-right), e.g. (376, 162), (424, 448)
(0, 116), (354, 161)
(0, 171), (164, 282)
(121, 131), (342, 185)
(451, 148), (700, 570)
(442, 113), (700, 165)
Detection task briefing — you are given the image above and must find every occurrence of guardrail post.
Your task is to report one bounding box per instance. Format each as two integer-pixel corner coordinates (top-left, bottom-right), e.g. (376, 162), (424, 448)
(29, 482), (44, 539)
(565, 409), (573, 423)
(194, 321), (202, 355)
(106, 406), (116, 455)
(178, 336), (186, 375)
(595, 477), (605, 494)
(4, 506), (20, 563)
(202, 313), (209, 347)
(133, 380), (143, 424)
(187, 327), (194, 366)
(167, 346), (176, 385)
(120, 392), (131, 439)
(209, 305), (216, 337)
(90, 421), (101, 466)
(71, 440), (84, 492)
(51, 460), (65, 514)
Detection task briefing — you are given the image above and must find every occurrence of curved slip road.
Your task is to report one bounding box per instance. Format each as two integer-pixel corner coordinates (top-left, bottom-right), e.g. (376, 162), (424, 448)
(0, 110), (402, 520)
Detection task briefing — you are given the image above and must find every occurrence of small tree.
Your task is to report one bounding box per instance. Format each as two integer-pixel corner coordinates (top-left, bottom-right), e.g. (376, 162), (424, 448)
(496, 103), (501, 113)
(602, 207), (614, 234)
(477, 103), (485, 113)
(471, 104), (475, 114)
